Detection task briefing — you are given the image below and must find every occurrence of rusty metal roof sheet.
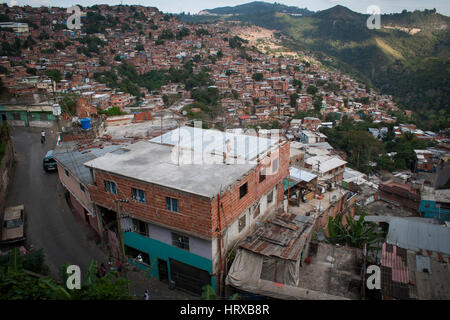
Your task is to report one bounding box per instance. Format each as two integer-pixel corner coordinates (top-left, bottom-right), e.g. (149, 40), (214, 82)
(381, 243), (411, 299)
(239, 213), (313, 261)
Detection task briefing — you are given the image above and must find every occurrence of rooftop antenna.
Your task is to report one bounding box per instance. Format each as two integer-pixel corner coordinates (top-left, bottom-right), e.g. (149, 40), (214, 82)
(160, 107), (163, 143)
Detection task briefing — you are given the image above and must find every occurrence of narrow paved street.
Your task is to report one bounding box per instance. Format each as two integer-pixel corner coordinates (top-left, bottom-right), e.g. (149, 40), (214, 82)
(4, 126), (107, 277)
(4, 126), (195, 299)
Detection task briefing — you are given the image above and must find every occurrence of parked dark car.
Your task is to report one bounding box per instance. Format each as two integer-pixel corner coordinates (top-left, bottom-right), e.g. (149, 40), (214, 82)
(43, 150), (57, 172)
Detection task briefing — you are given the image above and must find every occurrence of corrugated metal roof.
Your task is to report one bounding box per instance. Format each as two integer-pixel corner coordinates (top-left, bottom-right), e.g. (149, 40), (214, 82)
(53, 140), (131, 186)
(239, 213), (313, 261)
(289, 167), (317, 183)
(381, 243), (410, 299)
(305, 155), (347, 173)
(386, 218), (450, 255)
(381, 243), (409, 284)
(415, 255), (431, 274)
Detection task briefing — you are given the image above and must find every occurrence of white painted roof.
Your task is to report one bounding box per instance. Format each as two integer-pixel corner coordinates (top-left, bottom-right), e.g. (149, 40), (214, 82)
(305, 155), (347, 173)
(84, 140), (256, 198)
(289, 167), (317, 183)
(150, 126), (280, 162)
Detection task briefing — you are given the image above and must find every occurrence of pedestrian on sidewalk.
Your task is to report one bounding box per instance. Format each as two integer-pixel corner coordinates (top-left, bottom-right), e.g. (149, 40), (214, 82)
(108, 260), (115, 272)
(144, 289), (149, 301)
(40, 130), (46, 144)
(116, 259), (122, 273)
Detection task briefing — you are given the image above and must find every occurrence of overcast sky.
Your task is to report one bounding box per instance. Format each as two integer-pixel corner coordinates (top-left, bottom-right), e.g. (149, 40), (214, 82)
(9, 1), (450, 16)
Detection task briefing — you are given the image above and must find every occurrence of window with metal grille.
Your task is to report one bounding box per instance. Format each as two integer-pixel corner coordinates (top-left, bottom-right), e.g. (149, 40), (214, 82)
(125, 245), (150, 265)
(104, 180), (117, 195)
(172, 233), (189, 251)
(132, 187), (146, 203)
(166, 197), (178, 212)
(132, 219), (148, 236)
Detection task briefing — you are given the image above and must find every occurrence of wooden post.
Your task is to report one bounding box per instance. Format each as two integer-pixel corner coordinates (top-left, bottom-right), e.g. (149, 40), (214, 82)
(94, 204), (104, 246)
(115, 201), (127, 271)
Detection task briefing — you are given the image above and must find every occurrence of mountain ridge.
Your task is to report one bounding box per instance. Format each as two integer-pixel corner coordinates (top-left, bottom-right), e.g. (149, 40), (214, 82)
(203, 1), (312, 16)
(182, 2), (450, 130)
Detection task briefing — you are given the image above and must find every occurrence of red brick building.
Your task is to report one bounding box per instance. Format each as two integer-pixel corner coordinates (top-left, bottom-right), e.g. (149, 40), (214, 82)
(76, 97), (98, 118)
(84, 127), (290, 294)
(378, 182), (420, 212)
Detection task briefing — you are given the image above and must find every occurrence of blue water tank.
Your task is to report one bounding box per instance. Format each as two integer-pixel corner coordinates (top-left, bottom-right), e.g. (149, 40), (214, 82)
(80, 118), (91, 130)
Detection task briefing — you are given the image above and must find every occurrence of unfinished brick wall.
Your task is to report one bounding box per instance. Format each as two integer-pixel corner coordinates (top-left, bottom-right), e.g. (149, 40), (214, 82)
(89, 172), (214, 239)
(69, 192), (99, 233)
(379, 182), (420, 212)
(312, 193), (356, 234)
(211, 141), (290, 233)
(56, 163), (94, 212)
(61, 131), (96, 142)
(88, 141), (290, 241)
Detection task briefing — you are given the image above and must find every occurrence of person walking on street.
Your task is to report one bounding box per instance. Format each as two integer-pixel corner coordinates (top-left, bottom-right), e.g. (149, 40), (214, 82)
(116, 259), (122, 273)
(144, 289), (149, 300)
(108, 260), (115, 272)
(40, 130), (46, 144)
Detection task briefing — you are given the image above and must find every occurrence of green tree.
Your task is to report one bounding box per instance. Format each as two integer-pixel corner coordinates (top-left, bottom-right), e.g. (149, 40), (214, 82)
(307, 85), (318, 95)
(252, 73), (263, 82)
(159, 29), (174, 40)
(290, 92), (298, 110)
(325, 112), (341, 122)
(293, 79), (302, 90)
(0, 249), (133, 300)
(318, 208), (383, 249)
(200, 285), (239, 300)
(46, 69), (62, 83)
(54, 42), (64, 50)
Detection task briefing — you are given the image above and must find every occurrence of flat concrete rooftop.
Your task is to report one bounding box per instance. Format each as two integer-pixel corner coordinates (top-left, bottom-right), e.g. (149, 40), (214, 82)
(298, 242), (361, 299)
(289, 188), (347, 217)
(150, 126), (280, 162)
(84, 140), (256, 198)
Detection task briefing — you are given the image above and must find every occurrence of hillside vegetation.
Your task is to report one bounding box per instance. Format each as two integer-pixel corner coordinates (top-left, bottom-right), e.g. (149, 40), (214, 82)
(180, 3), (450, 130)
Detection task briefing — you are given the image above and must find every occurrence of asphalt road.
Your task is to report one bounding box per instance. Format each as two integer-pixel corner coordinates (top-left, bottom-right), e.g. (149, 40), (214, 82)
(4, 126), (107, 277)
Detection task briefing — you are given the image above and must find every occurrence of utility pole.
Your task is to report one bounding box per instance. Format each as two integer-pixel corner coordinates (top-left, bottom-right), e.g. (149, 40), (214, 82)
(216, 190), (224, 298)
(287, 160), (291, 214)
(94, 205), (104, 246)
(115, 199), (129, 276)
